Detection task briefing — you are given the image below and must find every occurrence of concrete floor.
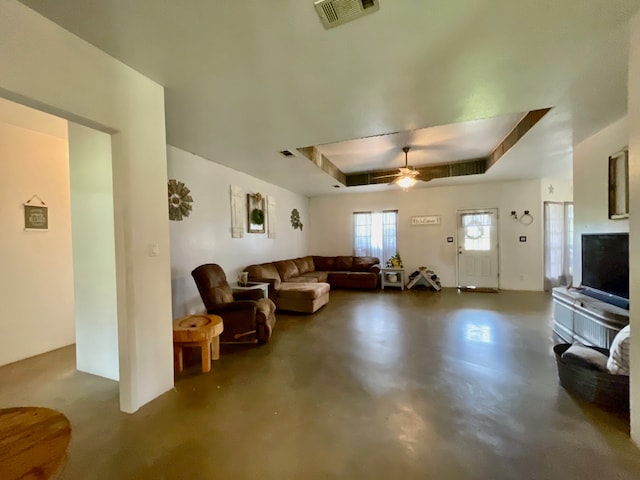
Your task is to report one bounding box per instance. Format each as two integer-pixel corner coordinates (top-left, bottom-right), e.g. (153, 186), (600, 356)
(1, 289), (639, 479)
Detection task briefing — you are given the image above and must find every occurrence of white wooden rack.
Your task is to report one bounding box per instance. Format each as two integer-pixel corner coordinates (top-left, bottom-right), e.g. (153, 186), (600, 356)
(406, 268), (441, 291)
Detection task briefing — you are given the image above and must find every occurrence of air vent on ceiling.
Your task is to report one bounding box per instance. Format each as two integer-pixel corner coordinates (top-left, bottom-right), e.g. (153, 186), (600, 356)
(279, 150), (296, 157)
(314, 0), (379, 29)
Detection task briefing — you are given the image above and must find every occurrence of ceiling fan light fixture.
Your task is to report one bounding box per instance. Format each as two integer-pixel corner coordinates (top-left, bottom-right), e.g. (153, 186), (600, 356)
(396, 175), (417, 189)
(394, 146), (418, 189)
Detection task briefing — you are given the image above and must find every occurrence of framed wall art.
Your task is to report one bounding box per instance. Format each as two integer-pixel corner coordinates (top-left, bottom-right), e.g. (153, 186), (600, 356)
(247, 192), (265, 234)
(608, 148), (629, 219)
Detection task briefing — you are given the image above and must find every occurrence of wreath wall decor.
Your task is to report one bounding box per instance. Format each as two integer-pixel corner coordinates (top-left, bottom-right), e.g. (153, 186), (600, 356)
(290, 208), (303, 230)
(247, 192), (265, 233)
(168, 179), (193, 221)
(251, 208), (265, 225)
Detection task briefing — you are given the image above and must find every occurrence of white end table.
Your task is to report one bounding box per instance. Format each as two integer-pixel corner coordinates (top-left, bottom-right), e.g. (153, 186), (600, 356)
(230, 281), (269, 298)
(381, 268), (405, 290)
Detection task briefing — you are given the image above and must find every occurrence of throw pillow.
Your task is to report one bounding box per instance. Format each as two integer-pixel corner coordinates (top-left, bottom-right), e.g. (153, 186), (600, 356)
(561, 343), (608, 372)
(607, 324), (630, 375)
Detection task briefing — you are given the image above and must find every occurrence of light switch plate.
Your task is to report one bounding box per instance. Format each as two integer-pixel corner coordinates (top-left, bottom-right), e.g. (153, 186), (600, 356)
(148, 243), (159, 256)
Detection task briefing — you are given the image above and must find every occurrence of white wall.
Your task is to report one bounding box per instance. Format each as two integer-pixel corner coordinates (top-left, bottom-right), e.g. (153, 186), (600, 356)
(1, 0), (172, 413)
(0, 119), (75, 366)
(628, 11), (640, 445)
(309, 179), (545, 291)
(69, 123), (119, 381)
(167, 146), (310, 318)
(573, 116), (629, 285)
(541, 178), (573, 203)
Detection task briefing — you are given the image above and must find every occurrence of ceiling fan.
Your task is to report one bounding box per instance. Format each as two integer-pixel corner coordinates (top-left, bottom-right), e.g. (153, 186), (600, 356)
(374, 146), (420, 189)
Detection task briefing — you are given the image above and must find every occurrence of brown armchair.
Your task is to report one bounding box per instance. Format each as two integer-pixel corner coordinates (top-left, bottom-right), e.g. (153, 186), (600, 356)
(191, 264), (276, 344)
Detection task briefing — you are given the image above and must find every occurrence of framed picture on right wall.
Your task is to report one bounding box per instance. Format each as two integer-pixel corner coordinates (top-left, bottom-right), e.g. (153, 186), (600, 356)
(608, 147), (629, 219)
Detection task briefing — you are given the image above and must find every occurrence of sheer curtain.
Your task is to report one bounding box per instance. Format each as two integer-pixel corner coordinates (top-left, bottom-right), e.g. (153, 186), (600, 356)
(353, 210), (397, 262)
(544, 202), (573, 290)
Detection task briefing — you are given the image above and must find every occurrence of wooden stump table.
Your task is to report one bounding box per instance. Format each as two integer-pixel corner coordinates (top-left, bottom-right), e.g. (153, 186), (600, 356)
(173, 314), (224, 374)
(0, 406), (72, 480)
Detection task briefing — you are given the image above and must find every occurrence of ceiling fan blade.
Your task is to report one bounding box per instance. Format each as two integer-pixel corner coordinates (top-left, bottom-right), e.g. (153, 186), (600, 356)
(372, 173), (400, 180)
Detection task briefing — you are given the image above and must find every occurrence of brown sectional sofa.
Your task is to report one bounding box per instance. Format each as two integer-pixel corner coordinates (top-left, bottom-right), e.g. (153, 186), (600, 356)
(245, 255), (380, 313)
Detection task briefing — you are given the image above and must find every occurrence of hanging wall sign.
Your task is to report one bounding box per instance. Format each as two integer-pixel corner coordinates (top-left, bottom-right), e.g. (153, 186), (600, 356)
(411, 215), (440, 226)
(24, 195), (48, 231)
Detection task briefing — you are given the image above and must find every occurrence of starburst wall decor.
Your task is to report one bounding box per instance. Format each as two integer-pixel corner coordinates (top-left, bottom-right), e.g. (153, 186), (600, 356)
(168, 179), (193, 221)
(290, 208), (303, 230)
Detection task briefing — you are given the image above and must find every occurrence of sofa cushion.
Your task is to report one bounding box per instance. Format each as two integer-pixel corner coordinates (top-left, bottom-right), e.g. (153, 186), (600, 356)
(352, 256), (380, 272)
(274, 260), (300, 281)
(334, 256), (354, 271)
(286, 276), (320, 283)
(293, 256), (315, 275)
(327, 271), (378, 289)
(246, 263), (281, 289)
(312, 256), (336, 271)
(562, 343), (609, 371)
(607, 325), (630, 375)
(298, 271), (328, 283)
(327, 272), (349, 283)
(277, 282), (330, 300)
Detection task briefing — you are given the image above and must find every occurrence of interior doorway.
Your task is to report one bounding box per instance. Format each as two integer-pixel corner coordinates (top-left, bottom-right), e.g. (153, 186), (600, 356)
(0, 97), (119, 382)
(457, 209), (499, 290)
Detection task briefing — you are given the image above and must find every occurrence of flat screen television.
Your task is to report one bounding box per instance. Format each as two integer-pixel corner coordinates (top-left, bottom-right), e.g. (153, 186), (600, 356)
(581, 233), (629, 309)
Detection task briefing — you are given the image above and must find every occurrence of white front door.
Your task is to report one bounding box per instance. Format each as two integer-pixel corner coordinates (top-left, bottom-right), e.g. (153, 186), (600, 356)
(457, 209), (499, 289)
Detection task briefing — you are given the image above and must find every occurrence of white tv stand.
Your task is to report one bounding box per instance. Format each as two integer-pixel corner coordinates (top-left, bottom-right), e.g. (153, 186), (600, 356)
(552, 286), (629, 349)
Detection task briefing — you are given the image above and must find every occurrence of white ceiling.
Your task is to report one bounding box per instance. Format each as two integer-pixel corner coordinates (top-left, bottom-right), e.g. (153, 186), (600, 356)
(17, 0), (640, 196)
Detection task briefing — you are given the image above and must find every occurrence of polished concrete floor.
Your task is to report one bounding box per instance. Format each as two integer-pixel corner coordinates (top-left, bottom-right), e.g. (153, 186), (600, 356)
(1, 289), (639, 479)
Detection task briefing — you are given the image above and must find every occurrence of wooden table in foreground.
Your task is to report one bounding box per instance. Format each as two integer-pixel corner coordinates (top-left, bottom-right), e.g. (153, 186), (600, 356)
(0, 406), (71, 480)
(173, 314), (224, 374)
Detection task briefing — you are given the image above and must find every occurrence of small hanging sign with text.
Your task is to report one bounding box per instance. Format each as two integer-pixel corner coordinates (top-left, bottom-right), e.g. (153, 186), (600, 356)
(24, 195), (48, 231)
(411, 215), (440, 226)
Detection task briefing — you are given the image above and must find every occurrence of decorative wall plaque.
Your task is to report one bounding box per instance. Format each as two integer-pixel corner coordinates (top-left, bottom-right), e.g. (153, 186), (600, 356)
(24, 195), (48, 231)
(411, 215), (440, 226)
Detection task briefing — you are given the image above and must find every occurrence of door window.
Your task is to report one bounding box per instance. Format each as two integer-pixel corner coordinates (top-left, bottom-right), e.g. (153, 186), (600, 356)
(461, 212), (492, 251)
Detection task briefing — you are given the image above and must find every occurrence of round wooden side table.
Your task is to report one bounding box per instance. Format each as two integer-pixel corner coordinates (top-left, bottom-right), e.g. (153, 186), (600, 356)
(172, 314), (224, 374)
(0, 406), (71, 480)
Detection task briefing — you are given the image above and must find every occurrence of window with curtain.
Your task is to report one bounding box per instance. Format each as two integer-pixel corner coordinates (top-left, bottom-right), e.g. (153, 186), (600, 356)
(353, 210), (397, 263)
(544, 201), (574, 290)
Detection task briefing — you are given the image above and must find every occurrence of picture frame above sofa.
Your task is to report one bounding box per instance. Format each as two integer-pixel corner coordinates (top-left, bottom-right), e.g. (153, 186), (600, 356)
(247, 193), (265, 233)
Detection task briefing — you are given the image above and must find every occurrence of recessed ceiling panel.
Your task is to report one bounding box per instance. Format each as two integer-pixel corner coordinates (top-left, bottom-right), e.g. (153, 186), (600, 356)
(315, 112), (525, 173)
